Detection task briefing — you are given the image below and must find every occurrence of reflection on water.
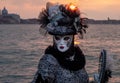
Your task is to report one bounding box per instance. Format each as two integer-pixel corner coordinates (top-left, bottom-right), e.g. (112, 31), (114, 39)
(0, 24), (120, 83)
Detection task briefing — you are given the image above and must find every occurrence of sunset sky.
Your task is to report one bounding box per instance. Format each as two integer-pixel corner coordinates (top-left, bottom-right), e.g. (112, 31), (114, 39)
(0, 0), (120, 20)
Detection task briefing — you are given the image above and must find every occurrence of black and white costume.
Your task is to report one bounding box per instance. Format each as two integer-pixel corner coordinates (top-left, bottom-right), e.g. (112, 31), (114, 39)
(32, 2), (88, 83)
(32, 46), (89, 83)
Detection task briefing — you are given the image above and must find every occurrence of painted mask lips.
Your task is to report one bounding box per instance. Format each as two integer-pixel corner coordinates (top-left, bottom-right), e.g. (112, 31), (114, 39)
(60, 46), (64, 49)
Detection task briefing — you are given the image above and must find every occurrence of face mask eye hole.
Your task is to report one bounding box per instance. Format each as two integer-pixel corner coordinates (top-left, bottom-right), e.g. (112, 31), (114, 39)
(55, 36), (60, 40)
(64, 37), (70, 41)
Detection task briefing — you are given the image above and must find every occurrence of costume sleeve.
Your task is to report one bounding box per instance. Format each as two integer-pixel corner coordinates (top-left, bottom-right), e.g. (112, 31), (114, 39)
(31, 71), (45, 83)
(31, 54), (56, 83)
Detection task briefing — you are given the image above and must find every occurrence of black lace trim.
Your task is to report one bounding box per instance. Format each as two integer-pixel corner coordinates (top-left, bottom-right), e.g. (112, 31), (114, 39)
(45, 45), (86, 71)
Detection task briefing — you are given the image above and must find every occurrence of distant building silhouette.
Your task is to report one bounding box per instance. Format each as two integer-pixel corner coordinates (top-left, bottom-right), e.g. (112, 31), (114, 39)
(0, 7), (20, 24)
(107, 17), (110, 21)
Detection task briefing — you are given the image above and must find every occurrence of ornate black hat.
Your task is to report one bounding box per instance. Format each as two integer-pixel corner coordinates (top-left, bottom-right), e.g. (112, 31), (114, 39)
(38, 2), (88, 36)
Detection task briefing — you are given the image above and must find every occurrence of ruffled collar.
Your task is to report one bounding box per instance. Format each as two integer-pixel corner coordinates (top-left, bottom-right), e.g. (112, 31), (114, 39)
(45, 45), (86, 71)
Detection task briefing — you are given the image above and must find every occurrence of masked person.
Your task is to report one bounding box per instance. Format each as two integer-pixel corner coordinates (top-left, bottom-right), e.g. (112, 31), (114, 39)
(32, 2), (88, 83)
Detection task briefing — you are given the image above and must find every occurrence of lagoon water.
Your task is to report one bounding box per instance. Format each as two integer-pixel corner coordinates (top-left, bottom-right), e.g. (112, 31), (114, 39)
(0, 24), (120, 83)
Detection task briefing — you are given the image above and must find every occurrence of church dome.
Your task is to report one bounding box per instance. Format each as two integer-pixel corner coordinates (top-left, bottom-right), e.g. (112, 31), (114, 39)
(2, 7), (8, 16)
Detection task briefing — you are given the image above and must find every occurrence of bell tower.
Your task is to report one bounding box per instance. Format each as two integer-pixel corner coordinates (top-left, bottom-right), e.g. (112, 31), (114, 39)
(0, 9), (2, 15)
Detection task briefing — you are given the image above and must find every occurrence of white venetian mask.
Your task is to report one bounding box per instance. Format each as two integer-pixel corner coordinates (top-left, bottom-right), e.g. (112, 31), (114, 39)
(54, 35), (73, 52)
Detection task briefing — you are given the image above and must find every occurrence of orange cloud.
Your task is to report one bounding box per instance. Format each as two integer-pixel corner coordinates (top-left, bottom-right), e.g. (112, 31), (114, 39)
(0, 0), (120, 19)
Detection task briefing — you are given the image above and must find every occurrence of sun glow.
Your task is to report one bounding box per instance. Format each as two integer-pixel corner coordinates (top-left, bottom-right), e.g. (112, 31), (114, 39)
(74, 41), (80, 45)
(74, 35), (80, 45)
(69, 4), (76, 11)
